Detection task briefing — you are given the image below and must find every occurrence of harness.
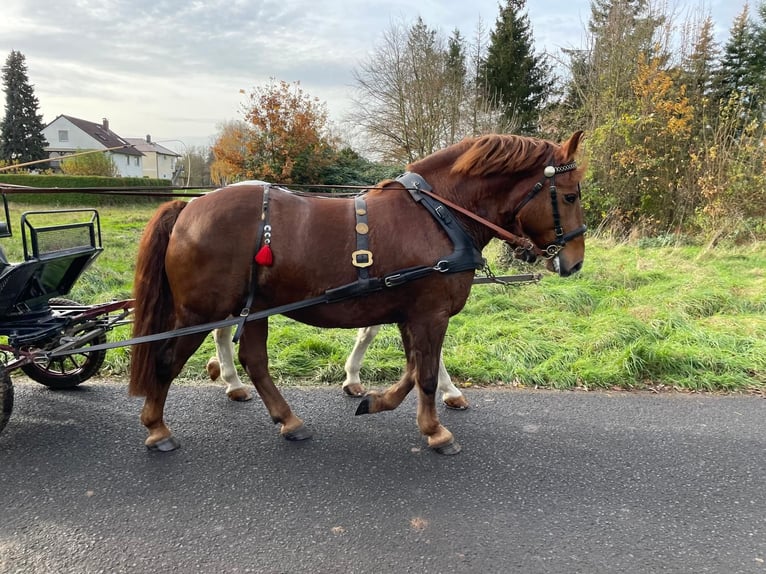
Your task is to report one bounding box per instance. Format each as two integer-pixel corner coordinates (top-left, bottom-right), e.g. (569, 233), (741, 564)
(234, 161), (585, 334)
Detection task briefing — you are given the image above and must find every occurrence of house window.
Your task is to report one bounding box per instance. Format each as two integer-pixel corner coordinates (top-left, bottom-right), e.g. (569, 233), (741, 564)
(58, 130), (68, 142)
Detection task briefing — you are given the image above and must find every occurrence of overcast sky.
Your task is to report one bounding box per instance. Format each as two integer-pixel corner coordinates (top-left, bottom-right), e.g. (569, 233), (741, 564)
(1, 0), (748, 152)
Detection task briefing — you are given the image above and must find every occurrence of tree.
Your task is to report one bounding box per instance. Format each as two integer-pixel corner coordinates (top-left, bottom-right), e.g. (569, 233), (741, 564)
(350, 17), (510, 163)
(179, 145), (212, 186)
(244, 79), (336, 183)
(211, 80), (337, 185)
(60, 149), (117, 176)
(0, 50), (48, 165)
(479, 0), (554, 134)
(565, 0), (667, 230)
(210, 120), (250, 185)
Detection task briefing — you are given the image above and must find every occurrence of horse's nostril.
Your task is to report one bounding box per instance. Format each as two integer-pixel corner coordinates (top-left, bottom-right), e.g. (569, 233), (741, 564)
(560, 260), (583, 277)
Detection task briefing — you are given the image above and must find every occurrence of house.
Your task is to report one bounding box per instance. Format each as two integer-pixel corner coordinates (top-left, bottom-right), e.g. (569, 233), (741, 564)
(41, 115), (144, 177)
(124, 136), (182, 183)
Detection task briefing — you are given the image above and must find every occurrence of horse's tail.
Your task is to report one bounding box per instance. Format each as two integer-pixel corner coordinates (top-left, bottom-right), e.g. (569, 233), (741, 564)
(129, 200), (188, 397)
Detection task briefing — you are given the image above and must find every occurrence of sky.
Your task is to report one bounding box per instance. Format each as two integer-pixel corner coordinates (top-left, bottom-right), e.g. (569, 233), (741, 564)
(0, 0), (749, 153)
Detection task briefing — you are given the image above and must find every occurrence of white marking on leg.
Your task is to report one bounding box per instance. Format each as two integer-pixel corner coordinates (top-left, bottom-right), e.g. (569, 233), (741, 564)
(436, 351), (463, 400)
(343, 325), (382, 389)
(213, 326), (247, 395)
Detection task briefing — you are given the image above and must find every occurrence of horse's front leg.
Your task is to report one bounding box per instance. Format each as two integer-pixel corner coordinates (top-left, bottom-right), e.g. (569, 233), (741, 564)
(342, 325), (382, 397)
(355, 369), (416, 415)
(238, 320), (311, 441)
(407, 320), (460, 455)
(356, 319), (460, 454)
(207, 326), (253, 401)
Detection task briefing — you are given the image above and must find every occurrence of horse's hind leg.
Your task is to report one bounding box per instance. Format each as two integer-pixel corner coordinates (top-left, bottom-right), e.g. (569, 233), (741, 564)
(141, 332), (208, 451)
(238, 320), (311, 441)
(207, 326), (253, 401)
(343, 325), (382, 397)
(438, 357), (468, 410)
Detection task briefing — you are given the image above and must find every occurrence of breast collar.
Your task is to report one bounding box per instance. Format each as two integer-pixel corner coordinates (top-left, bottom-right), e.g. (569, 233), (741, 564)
(395, 172), (485, 274)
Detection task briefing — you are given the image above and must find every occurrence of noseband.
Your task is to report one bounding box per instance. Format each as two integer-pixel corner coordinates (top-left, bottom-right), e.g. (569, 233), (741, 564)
(508, 161), (587, 259)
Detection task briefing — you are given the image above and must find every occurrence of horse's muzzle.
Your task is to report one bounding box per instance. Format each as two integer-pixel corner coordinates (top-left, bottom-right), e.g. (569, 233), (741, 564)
(553, 256), (583, 277)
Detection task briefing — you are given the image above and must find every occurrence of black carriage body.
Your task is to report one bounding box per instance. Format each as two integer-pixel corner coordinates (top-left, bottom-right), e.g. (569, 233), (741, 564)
(0, 206), (103, 343)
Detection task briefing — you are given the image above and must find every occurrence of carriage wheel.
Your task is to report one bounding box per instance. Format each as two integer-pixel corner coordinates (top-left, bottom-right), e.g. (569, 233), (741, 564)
(20, 298), (108, 390)
(0, 367), (13, 436)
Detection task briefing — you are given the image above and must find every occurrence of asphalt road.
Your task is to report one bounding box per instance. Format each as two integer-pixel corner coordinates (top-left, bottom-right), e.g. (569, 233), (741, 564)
(1, 380), (765, 574)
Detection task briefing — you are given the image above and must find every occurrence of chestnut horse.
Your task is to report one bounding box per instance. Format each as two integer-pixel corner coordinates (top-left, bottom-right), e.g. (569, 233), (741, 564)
(130, 131), (586, 455)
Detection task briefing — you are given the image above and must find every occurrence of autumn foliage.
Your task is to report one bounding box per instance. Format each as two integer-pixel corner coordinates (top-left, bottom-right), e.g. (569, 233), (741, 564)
(211, 80), (336, 185)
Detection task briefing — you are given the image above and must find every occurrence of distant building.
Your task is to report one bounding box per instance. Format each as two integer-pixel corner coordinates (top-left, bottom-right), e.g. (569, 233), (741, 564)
(125, 136), (182, 182)
(41, 115), (143, 177)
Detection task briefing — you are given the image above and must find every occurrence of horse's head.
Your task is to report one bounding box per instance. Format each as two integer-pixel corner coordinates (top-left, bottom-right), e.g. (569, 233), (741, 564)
(411, 130), (587, 277)
(509, 131), (587, 277)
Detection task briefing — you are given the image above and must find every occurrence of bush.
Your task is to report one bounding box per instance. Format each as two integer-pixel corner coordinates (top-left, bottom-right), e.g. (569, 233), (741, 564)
(0, 174), (171, 205)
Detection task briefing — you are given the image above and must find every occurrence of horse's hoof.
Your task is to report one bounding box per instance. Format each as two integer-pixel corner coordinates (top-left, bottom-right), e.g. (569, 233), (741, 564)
(146, 435), (181, 452)
(227, 388), (253, 402)
(443, 396), (469, 410)
(282, 424), (313, 441)
(343, 383), (365, 397)
(355, 395), (373, 415)
(206, 357), (221, 381)
(432, 440), (461, 455)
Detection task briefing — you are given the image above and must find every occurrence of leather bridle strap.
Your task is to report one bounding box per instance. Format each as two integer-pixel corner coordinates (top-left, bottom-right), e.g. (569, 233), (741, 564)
(415, 187), (538, 255)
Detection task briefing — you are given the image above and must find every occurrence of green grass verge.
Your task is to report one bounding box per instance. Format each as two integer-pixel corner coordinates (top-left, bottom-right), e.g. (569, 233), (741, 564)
(3, 200), (764, 391)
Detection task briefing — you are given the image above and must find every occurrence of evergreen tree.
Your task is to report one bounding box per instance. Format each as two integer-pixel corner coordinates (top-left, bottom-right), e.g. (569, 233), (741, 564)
(480, 0), (554, 134)
(0, 50), (47, 164)
(445, 29), (467, 143)
(713, 3), (766, 123)
(713, 7), (755, 109)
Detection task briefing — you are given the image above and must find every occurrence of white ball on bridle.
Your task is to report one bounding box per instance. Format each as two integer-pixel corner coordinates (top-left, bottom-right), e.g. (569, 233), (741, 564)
(544, 166), (556, 178)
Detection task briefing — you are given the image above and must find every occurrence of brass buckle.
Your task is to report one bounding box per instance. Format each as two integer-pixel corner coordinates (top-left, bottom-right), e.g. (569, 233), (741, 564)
(351, 250), (373, 268)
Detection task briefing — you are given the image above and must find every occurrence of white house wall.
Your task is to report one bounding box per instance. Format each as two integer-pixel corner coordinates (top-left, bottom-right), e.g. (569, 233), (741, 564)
(156, 153), (176, 180)
(108, 151), (144, 178)
(42, 117), (143, 178)
(140, 152), (177, 180)
(42, 117), (102, 151)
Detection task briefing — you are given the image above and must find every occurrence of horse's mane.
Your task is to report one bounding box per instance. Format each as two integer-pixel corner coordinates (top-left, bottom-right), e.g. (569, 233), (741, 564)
(447, 134), (555, 177)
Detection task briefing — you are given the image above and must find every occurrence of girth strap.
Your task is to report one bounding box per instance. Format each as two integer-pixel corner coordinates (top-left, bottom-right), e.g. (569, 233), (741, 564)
(233, 185), (271, 343)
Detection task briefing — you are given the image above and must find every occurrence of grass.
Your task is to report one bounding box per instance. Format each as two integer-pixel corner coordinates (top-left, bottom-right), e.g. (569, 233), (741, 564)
(3, 199), (765, 392)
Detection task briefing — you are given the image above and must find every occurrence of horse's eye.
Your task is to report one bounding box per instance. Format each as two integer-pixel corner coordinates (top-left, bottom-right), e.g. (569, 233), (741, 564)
(564, 194), (578, 204)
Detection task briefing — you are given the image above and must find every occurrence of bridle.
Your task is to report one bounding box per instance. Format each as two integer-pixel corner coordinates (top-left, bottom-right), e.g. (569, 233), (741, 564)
(507, 161), (588, 259)
(413, 161), (587, 260)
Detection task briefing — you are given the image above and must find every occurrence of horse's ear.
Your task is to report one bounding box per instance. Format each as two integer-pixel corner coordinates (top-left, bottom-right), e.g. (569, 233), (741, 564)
(562, 131), (585, 161)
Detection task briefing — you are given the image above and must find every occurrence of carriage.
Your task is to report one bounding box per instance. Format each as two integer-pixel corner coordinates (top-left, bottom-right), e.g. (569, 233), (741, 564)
(0, 193), (133, 434)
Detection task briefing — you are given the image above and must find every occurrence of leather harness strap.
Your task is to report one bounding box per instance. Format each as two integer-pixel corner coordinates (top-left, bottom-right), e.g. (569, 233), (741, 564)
(233, 185), (271, 343)
(352, 196), (373, 280)
(395, 172), (485, 274)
